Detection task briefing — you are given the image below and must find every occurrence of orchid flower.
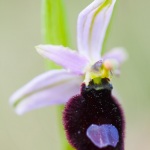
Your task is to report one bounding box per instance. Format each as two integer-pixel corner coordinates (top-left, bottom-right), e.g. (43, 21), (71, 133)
(10, 0), (127, 149)
(10, 0), (127, 116)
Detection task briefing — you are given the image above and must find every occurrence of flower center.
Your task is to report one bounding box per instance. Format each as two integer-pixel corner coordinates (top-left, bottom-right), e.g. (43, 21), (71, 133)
(84, 60), (113, 85)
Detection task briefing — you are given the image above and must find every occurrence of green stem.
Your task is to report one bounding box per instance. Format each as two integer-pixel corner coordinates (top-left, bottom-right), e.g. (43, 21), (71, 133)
(42, 0), (74, 150)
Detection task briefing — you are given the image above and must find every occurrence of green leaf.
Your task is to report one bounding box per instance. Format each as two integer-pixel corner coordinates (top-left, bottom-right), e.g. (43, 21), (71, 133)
(42, 0), (70, 70)
(42, 0), (69, 46)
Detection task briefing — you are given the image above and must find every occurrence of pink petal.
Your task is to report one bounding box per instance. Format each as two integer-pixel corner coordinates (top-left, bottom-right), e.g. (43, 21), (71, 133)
(10, 69), (82, 115)
(86, 124), (119, 148)
(36, 45), (89, 75)
(102, 47), (128, 64)
(77, 0), (116, 62)
(102, 47), (128, 75)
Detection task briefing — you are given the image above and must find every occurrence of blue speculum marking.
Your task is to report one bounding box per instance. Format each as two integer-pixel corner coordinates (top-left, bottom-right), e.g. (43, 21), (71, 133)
(86, 124), (119, 148)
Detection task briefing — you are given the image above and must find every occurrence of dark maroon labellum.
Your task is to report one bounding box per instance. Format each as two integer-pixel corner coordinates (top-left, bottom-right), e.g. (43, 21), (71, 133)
(63, 78), (125, 150)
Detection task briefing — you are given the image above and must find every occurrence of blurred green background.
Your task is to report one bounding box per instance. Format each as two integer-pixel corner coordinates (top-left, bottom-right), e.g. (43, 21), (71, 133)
(0, 0), (150, 149)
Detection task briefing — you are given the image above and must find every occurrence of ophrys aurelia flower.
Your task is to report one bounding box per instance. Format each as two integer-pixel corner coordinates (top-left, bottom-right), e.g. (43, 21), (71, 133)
(10, 0), (127, 115)
(10, 0), (127, 149)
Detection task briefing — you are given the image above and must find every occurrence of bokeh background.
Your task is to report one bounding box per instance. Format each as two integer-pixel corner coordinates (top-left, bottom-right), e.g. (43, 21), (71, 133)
(0, 0), (150, 149)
